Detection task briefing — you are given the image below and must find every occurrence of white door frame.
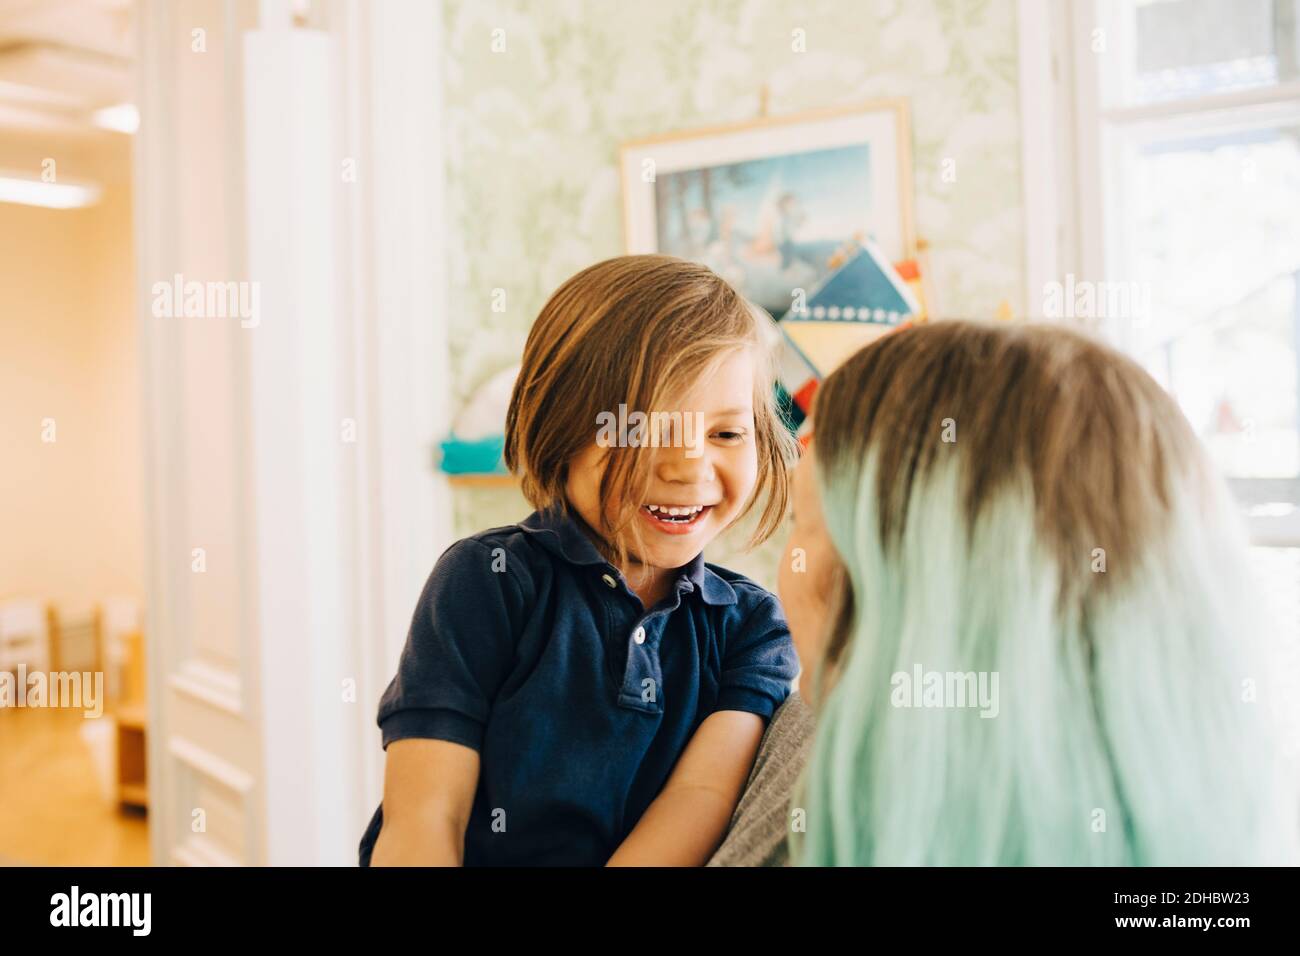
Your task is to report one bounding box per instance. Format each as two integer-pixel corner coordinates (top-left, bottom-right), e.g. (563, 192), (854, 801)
(331, 0), (454, 849)
(135, 0), (450, 866)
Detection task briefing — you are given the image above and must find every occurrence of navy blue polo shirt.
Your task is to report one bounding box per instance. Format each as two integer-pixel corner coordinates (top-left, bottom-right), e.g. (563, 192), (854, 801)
(357, 506), (797, 866)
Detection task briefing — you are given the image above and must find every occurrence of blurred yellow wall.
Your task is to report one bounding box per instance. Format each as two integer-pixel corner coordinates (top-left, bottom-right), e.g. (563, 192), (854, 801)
(0, 171), (143, 608)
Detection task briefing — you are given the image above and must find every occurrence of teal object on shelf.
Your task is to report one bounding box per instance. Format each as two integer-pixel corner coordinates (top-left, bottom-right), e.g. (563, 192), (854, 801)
(439, 435), (507, 475)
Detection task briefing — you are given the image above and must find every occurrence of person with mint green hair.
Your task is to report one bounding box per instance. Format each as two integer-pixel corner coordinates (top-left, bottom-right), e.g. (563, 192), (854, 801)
(755, 320), (1300, 866)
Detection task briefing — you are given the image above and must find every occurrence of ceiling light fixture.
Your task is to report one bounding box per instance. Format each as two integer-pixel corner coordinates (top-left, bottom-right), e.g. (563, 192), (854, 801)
(0, 173), (103, 209)
(93, 103), (140, 135)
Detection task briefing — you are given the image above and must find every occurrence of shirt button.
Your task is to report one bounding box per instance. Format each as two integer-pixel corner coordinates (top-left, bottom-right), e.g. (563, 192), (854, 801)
(601, 573), (617, 589)
(632, 626), (646, 645)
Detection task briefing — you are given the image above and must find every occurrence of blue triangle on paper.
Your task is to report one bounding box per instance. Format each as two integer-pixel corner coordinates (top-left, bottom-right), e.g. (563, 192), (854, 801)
(779, 240), (919, 325)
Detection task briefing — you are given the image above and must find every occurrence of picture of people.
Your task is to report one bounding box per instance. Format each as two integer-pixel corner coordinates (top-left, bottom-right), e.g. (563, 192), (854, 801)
(652, 145), (872, 317)
(621, 101), (916, 319)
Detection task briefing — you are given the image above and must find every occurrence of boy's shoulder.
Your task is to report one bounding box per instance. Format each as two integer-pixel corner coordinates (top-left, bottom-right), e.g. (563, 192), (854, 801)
(423, 520), (552, 610)
(448, 510), (594, 582)
(462, 513), (582, 559)
(699, 561), (782, 615)
(460, 521), (534, 550)
(454, 520), (552, 572)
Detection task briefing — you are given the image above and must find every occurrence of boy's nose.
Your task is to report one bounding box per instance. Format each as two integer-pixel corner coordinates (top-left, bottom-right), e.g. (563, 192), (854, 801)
(655, 445), (717, 486)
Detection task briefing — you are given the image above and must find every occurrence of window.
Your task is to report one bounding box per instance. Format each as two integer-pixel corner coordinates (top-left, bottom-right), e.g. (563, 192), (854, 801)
(1128, 122), (1300, 483)
(1028, 0), (1300, 683)
(1066, 0), (1300, 525)
(1118, 0), (1298, 105)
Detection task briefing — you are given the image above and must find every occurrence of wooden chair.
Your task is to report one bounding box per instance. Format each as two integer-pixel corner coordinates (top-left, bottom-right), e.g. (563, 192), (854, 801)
(101, 597), (142, 702)
(0, 599), (51, 675)
(46, 603), (102, 676)
(116, 631), (148, 809)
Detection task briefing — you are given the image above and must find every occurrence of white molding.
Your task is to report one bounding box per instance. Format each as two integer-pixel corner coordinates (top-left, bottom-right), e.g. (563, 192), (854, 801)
(334, 0), (386, 828)
(133, 0), (178, 870)
(136, 0), (452, 869)
(169, 736), (255, 795)
(243, 21), (350, 867)
(172, 842), (241, 868)
(336, 0), (382, 830)
(1070, 0), (1107, 289)
(168, 661), (244, 715)
(365, 0), (453, 668)
(344, 0), (453, 822)
(169, 734), (255, 867)
(1017, 0), (1060, 319)
(1101, 79), (1300, 125)
(136, 0), (261, 867)
(1105, 96), (1300, 142)
(225, 0), (258, 738)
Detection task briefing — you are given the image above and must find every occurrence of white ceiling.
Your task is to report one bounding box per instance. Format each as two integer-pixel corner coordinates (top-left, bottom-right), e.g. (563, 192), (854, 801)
(0, 0), (133, 138)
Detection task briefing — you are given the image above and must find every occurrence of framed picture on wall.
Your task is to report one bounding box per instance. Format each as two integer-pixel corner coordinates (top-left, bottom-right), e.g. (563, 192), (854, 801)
(619, 99), (917, 319)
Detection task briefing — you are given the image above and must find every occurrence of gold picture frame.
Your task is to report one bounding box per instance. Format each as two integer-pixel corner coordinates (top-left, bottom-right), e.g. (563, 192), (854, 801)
(619, 99), (917, 318)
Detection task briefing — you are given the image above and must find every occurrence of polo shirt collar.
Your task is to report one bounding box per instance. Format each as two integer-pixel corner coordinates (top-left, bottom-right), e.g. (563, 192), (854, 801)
(676, 549), (738, 606)
(519, 507), (738, 606)
(519, 507), (607, 567)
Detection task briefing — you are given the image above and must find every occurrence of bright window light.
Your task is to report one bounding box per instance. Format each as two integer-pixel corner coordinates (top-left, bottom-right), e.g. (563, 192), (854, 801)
(0, 175), (103, 209)
(93, 103), (140, 135)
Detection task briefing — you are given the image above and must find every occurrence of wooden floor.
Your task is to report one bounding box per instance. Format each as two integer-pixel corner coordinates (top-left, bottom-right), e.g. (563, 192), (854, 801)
(0, 706), (150, 866)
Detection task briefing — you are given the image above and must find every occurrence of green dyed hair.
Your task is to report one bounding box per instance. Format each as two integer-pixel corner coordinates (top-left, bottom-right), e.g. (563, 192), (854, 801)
(793, 321), (1299, 865)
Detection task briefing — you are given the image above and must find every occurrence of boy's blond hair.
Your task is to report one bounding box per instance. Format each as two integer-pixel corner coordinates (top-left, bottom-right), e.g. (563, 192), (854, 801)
(504, 254), (797, 566)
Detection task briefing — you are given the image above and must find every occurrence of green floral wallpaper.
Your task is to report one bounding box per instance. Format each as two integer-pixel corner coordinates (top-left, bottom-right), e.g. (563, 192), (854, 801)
(441, 0), (1026, 589)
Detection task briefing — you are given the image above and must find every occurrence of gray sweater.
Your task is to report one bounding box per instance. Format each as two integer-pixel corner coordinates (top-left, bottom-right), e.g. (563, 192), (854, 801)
(707, 692), (815, 867)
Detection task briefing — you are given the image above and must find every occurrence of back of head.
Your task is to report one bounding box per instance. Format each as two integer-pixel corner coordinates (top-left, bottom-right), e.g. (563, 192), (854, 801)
(798, 320), (1298, 865)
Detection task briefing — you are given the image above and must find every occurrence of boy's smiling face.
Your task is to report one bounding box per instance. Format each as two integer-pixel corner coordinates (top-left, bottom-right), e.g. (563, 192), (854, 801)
(565, 347), (760, 578)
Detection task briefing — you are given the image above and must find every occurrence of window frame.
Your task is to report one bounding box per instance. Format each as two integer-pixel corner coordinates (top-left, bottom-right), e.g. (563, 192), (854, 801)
(1022, 0), (1300, 544)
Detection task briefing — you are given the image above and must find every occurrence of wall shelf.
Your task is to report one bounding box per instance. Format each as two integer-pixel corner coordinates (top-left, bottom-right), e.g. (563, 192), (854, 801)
(446, 474), (519, 488)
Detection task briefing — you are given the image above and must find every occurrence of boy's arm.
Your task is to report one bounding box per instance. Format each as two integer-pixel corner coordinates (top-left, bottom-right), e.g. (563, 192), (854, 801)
(370, 738), (480, 866)
(605, 709), (765, 866)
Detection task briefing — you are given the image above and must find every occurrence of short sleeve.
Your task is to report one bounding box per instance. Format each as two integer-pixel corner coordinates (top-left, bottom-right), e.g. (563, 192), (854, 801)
(376, 538), (523, 752)
(714, 592), (799, 721)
